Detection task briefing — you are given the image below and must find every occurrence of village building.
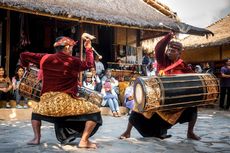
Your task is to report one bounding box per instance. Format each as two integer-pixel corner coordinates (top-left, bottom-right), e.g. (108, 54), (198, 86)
(181, 13), (230, 76)
(0, 0), (212, 77)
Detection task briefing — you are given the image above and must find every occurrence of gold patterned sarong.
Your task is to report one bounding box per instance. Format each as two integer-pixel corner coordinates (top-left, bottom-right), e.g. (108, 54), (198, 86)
(140, 109), (184, 125)
(32, 92), (100, 117)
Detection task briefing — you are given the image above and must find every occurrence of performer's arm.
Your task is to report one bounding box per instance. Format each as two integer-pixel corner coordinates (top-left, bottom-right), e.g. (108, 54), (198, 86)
(20, 52), (44, 67)
(73, 39), (94, 71)
(155, 32), (174, 66)
(221, 67), (230, 78)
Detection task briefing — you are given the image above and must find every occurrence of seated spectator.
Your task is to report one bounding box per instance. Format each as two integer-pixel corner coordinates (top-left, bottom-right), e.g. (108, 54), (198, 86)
(195, 65), (203, 73)
(101, 81), (120, 117)
(101, 69), (119, 94)
(147, 61), (157, 76)
(114, 59), (124, 70)
(0, 66), (12, 108)
(12, 66), (28, 108)
(83, 72), (95, 90)
(202, 62), (214, 73)
(124, 80), (135, 114)
(89, 67), (101, 91)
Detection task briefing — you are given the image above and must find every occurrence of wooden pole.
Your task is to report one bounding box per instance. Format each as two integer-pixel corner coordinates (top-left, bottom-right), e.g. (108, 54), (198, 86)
(5, 10), (10, 76)
(79, 23), (84, 82)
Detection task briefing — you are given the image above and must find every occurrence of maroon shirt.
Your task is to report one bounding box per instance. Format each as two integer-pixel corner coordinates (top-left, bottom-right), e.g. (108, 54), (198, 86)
(20, 49), (94, 97)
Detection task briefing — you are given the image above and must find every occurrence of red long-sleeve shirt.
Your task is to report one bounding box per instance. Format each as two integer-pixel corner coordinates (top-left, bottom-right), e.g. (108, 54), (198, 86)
(20, 49), (94, 97)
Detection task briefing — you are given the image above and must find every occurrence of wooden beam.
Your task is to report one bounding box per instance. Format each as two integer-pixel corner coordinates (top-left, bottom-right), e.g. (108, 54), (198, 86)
(5, 10), (10, 76)
(79, 23), (84, 82)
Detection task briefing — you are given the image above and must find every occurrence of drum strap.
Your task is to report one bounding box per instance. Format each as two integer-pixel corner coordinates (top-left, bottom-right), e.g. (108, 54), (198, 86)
(37, 54), (51, 81)
(159, 59), (183, 75)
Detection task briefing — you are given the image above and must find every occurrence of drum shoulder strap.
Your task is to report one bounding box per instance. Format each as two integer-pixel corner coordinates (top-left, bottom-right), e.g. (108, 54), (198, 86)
(163, 59), (183, 73)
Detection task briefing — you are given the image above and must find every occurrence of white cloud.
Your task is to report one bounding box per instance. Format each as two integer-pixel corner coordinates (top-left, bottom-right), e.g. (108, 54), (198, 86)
(159, 0), (230, 27)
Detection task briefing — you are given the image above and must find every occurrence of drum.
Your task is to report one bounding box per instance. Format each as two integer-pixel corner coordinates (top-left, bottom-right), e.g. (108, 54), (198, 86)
(133, 73), (219, 112)
(19, 67), (103, 105)
(78, 86), (103, 107)
(19, 67), (42, 101)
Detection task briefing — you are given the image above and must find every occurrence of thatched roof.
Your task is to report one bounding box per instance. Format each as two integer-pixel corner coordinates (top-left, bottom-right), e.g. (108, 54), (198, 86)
(0, 0), (212, 36)
(143, 0), (179, 20)
(181, 14), (230, 49)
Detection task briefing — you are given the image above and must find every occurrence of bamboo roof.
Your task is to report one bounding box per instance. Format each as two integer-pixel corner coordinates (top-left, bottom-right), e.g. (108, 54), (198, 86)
(0, 0), (212, 36)
(181, 14), (230, 49)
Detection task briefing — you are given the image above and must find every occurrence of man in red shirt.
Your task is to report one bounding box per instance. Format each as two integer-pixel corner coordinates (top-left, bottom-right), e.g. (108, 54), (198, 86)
(120, 32), (200, 140)
(20, 36), (102, 148)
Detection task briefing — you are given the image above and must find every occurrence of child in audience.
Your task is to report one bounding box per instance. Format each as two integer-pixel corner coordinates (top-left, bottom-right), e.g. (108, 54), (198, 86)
(101, 81), (120, 117)
(124, 80), (135, 114)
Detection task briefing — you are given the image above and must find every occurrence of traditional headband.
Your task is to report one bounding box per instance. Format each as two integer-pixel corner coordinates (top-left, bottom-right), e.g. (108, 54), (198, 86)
(53, 37), (77, 47)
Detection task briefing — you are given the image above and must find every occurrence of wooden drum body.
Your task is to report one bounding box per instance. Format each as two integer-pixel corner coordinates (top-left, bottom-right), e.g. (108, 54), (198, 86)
(78, 86), (103, 107)
(19, 67), (42, 101)
(134, 73), (219, 112)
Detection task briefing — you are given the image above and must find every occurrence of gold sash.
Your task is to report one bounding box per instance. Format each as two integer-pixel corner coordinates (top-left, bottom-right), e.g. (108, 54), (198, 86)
(32, 92), (100, 117)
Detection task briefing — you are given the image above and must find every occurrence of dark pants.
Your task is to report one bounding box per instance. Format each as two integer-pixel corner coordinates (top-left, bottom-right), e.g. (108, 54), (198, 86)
(129, 107), (197, 138)
(32, 112), (102, 144)
(219, 87), (230, 109)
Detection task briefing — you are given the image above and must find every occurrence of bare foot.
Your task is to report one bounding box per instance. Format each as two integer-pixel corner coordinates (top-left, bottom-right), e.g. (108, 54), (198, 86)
(116, 112), (121, 117)
(119, 132), (130, 139)
(78, 140), (97, 149)
(187, 132), (201, 140)
(27, 138), (40, 145)
(112, 112), (117, 117)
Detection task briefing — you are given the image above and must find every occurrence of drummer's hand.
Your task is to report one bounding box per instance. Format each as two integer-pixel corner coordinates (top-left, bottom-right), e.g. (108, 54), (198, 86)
(98, 55), (103, 60)
(84, 39), (92, 50)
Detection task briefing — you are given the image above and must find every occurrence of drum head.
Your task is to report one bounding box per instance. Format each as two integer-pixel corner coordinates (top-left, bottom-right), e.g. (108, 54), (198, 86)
(134, 79), (146, 112)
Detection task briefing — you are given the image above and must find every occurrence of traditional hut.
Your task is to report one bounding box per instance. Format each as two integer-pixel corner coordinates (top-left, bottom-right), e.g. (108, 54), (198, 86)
(181, 14), (230, 74)
(0, 0), (212, 76)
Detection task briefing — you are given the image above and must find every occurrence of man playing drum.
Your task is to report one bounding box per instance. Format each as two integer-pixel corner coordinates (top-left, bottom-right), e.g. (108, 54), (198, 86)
(20, 36), (102, 148)
(120, 32), (200, 140)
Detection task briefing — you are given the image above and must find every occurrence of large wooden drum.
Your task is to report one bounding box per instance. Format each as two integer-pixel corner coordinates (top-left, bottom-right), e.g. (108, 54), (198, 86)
(134, 73), (219, 112)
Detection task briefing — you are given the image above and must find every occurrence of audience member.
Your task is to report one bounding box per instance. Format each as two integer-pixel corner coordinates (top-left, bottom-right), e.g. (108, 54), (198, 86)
(83, 72), (95, 90)
(124, 80), (135, 114)
(0, 66), (12, 108)
(89, 67), (101, 91)
(202, 62), (213, 73)
(195, 65), (203, 73)
(101, 81), (120, 117)
(12, 66), (28, 108)
(101, 69), (119, 94)
(95, 55), (105, 78)
(219, 58), (230, 110)
(141, 52), (151, 76)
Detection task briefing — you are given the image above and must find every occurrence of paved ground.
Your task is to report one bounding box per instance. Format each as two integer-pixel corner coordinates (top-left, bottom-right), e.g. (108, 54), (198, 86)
(0, 108), (229, 153)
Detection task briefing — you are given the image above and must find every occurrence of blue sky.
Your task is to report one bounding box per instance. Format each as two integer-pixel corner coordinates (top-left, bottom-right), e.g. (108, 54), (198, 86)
(159, 0), (230, 28)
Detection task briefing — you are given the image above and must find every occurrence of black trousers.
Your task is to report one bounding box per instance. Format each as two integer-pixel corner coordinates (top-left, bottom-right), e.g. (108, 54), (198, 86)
(129, 107), (197, 138)
(219, 87), (230, 109)
(32, 112), (102, 144)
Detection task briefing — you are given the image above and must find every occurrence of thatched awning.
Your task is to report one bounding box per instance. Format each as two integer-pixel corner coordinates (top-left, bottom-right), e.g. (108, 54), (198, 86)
(0, 0), (212, 36)
(181, 14), (230, 49)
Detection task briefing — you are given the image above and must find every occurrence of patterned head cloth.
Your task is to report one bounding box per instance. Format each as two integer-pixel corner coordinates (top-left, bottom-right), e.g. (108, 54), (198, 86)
(168, 41), (183, 52)
(53, 36), (77, 47)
